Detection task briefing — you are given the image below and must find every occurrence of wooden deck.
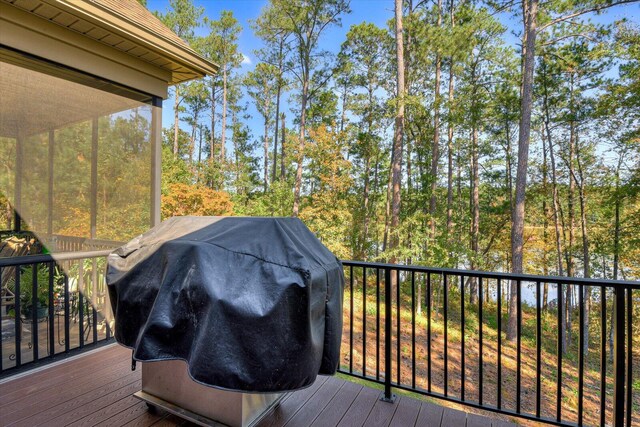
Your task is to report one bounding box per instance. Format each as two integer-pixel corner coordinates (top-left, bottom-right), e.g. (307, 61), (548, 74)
(0, 344), (517, 427)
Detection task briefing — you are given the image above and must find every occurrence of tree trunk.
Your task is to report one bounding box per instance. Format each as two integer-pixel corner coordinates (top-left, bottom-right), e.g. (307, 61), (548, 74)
(575, 134), (590, 354)
(273, 83), (281, 183)
(173, 84), (181, 158)
(189, 112), (197, 165)
(507, 0), (537, 342)
(389, 0), (405, 260)
(446, 60), (455, 239)
(362, 155), (371, 259)
(264, 118), (269, 193)
(197, 126), (202, 184)
(209, 79), (217, 187)
(383, 153), (393, 253)
(221, 68), (227, 162)
(542, 65), (565, 277)
(567, 116), (576, 278)
(362, 82), (375, 260)
(280, 113), (286, 180)
(542, 130), (549, 308)
(273, 40), (284, 183)
(470, 125), (479, 305)
(292, 80), (308, 217)
(613, 155), (622, 280)
(429, 0), (442, 239)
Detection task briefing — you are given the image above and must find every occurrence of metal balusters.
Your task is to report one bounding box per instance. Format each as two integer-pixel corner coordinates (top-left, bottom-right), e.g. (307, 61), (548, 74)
(600, 286), (606, 427)
(335, 260), (640, 427)
(396, 269), (400, 385)
(613, 285), (625, 427)
(349, 265), (353, 373)
(578, 285), (584, 425)
(383, 268), (393, 401)
(460, 275), (465, 401)
(92, 259), (98, 344)
(516, 280), (522, 414)
(0, 268), (3, 371)
(557, 283), (563, 422)
(478, 276), (483, 406)
(31, 263), (39, 362)
(78, 267), (85, 349)
(48, 262), (55, 357)
(427, 272), (432, 393)
(444, 274), (449, 397)
(64, 272), (70, 353)
(536, 281), (542, 418)
(626, 286), (632, 427)
(363, 267), (367, 377)
(14, 266), (21, 368)
(497, 277), (502, 410)
(376, 268), (380, 381)
(411, 271), (416, 389)
(0, 252), (114, 375)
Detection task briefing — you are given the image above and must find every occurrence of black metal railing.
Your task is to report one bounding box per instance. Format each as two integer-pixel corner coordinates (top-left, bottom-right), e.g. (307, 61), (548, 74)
(0, 250), (114, 375)
(339, 261), (640, 427)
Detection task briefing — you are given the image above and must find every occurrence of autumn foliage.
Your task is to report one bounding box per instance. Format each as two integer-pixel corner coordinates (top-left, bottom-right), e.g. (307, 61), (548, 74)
(161, 183), (233, 219)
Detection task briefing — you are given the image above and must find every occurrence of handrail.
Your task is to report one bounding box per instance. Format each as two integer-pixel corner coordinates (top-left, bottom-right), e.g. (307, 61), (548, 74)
(0, 250), (113, 268)
(341, 260), (640, 288)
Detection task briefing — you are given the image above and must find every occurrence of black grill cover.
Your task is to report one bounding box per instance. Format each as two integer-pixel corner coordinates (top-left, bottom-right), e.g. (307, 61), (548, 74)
(107, 216), (344, 392)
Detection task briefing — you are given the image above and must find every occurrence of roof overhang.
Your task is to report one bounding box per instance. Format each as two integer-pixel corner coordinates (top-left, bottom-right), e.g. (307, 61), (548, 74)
(1, 0), (217, 94)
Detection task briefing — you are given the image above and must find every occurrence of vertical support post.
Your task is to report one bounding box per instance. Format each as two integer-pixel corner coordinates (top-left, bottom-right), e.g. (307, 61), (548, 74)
(150, 96), (162, 227)
(90, 118), (98, 240)
(48, 130), (54, 238)
(381, 268), (395, 402)
(14, 134), (23, 231)
(612, 285), (625, 427)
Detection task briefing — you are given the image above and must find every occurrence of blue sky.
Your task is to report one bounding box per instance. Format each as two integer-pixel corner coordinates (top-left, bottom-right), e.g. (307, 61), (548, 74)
(148, 0), (394, 137)
(147, 0), (640, 149)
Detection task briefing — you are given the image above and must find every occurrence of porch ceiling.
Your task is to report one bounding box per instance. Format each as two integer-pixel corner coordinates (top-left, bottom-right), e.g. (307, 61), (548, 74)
(0, 60), (141, 139)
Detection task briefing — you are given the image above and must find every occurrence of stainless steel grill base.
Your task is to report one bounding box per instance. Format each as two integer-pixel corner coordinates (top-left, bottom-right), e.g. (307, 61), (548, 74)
(134, 360), (285, 427)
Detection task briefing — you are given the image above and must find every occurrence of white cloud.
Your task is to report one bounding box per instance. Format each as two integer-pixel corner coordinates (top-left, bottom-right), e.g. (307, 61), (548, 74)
(241, 54), (252, 65)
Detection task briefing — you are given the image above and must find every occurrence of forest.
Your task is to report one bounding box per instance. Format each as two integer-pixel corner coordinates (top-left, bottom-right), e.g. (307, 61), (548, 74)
(156, 0), (639, 285)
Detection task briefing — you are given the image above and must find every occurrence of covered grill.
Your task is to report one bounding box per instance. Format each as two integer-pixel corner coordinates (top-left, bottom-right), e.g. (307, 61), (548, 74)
(106, 216), (344, 424)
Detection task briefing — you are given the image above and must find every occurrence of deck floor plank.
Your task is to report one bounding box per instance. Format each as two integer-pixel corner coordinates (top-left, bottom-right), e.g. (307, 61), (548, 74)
(362, 394), (400, 427)
(388, 396), (421, 427)
(44, 380), (142, 427)
(284, 375), (342, 427)
(335, 384), (380, 427)
(2, 356), (132, 415)
(122, 409), (166, 427)
(415, 401), (445, 426)
(441, 406), (469, 427)
(467, 412), (493, 427)
(0, 344), (124, 404)
(256, 375), (328, 427)
(95, 401), (155, 427)
(309, 379), (362, 427)
(5, 360), (137, 425)
(66, 392), (141, 427)
(0, 345), (506, 427)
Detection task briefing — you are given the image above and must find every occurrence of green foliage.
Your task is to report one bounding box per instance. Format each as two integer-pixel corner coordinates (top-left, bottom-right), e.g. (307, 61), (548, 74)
(148, 0), (638, 284)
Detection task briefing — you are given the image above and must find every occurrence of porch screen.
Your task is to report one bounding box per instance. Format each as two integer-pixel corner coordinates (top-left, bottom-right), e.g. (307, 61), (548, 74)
(0, 59), (156, 248)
